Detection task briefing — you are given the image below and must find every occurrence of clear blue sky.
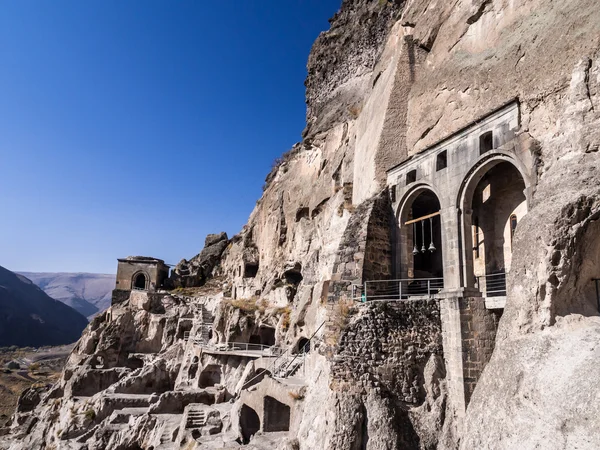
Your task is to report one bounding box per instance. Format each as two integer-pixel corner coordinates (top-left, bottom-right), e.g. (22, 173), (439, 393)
(0, 0), (341, 274)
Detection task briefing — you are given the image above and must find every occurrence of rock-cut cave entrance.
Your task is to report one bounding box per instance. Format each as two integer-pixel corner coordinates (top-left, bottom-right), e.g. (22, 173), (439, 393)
(240, 404), (260, 444)
(198, 364), (222, 388)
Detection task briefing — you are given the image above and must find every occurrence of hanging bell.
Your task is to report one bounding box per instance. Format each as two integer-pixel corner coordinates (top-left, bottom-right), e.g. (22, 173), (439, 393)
(421, 220), (427, 253)
(428, 217), (436, 252)
(412, 223), (420, 255)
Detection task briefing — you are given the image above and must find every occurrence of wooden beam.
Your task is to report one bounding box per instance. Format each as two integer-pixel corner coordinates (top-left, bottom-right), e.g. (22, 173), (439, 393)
(404, 211), (441, 226)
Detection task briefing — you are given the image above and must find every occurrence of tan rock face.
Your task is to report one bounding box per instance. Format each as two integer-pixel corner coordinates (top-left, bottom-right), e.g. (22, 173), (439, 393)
(2, 1), (600, 449)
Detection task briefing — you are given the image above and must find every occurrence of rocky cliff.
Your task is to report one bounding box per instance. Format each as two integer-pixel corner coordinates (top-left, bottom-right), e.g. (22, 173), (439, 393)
(2, 0), (600, 449)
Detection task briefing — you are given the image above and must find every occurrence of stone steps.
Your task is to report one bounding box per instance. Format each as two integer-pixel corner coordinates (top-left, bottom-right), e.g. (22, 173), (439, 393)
(185, 409), (206, 428)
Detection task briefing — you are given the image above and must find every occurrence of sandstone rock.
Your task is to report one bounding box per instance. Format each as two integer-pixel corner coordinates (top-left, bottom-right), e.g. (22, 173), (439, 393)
(171, 232), (230, 288)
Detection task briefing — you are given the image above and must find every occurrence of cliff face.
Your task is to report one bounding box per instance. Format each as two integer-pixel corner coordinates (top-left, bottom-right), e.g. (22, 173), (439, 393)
(3, 0), (600, 449)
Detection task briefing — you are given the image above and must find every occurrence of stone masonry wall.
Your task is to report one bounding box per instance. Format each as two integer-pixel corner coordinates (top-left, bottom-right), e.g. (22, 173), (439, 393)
(332, 300), (442, 404)
(363, 190), (394, 284)
(459, 297), (500, 404)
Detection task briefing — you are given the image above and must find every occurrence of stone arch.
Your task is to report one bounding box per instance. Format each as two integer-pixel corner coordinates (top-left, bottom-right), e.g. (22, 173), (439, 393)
(395, 185), (445, 290)
(457, 153), (530, 291)
(263, 396), (290, 432)
(240, 404), (260, 444)
(295, 337), (310, 354)
(132, 272), (148, 290)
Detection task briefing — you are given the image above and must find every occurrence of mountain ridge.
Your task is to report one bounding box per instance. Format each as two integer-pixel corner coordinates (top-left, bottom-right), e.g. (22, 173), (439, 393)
(18, 272), (114, 319)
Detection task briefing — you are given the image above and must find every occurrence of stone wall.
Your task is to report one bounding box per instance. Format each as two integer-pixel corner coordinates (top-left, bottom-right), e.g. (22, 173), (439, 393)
(363, 190), (394, 284)
(111, 289), (131, 306)
(458, 298), (500, 404)
(332, 300), (442, 404)
(115, 259), (169, 291)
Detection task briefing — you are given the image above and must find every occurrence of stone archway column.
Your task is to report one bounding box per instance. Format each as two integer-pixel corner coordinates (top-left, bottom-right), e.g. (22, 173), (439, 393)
(460, 207), (477, 290)
(440, 206), (462, 291)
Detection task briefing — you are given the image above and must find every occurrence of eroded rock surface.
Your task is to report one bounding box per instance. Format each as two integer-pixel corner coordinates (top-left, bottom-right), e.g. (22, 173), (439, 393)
(2, 0), (600, 449)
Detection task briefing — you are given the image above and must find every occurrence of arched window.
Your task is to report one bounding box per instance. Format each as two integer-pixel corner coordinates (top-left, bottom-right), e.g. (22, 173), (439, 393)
(133, 272), (147, 290)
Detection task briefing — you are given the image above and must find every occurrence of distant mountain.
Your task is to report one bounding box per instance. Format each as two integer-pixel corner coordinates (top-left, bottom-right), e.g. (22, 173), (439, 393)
(18, 272), (115, 319)
(0, 266), (88, 347)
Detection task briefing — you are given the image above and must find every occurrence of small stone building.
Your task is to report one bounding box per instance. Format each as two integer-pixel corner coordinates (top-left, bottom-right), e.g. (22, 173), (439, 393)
(115, 256), (169, 292)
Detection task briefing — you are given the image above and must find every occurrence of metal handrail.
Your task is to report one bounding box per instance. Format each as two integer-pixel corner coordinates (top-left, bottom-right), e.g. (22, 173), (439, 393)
(476, 271), (507, 297)
(207, 342), (283, 355)
(352, 277), (444, 302)
(270, 321), (325, 379)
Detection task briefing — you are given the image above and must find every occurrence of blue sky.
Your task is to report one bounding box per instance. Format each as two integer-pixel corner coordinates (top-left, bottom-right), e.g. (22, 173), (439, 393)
(0, 0), (341, 274)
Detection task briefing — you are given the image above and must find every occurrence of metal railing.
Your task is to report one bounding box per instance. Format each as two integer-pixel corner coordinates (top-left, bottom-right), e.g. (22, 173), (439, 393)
(352, 278), (444, 302)
(476, 271), (507, 297)
(205, 341), (283, 355)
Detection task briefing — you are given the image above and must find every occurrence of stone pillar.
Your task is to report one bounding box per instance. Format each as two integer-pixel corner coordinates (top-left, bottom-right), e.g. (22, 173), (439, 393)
(439, 296), (466, 417)
(440, 206), (462, 290)
(460, 208), (477, 290)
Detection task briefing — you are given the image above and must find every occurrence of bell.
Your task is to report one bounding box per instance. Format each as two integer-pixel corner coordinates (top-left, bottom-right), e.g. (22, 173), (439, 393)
(429, 218), (436, 253)
(412, 223), (420, 255)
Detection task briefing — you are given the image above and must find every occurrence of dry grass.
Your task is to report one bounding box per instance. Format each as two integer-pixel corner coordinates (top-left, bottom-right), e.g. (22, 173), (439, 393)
(348, 103), (363, 119)
(0, 348), (65, 427)
(327, 299), (356, 346)
(226, 297), (266, 313)
(288, 390), (305, 401)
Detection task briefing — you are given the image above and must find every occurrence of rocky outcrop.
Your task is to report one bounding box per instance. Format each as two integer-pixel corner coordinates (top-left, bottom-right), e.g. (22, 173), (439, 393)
(171, 233), (229, 288)
(3, 0), (600, 449)
(461, 54), (600, 450)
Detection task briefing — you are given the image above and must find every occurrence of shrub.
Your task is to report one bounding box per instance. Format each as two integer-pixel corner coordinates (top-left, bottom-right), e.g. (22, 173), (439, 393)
(84, 409), (96, 421)
(288, 390), (304, 401)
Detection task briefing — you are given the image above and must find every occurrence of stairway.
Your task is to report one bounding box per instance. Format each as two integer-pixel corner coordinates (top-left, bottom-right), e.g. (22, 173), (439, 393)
(192, 304), (214, 347)
(273, 354), (304, 378)
(158, 423), (177, 446)
(185, 407), (206, 429)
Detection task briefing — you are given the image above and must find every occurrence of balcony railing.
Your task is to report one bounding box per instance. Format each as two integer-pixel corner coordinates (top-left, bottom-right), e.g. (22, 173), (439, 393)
(352, 278), (444, 302)
(476, 271), (507, 297)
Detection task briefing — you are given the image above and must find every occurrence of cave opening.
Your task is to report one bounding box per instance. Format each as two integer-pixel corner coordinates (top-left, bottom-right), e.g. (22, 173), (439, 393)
(258, 326), (276, 346)
(240, 404), (260, 444)
(198, 364), (222, 388)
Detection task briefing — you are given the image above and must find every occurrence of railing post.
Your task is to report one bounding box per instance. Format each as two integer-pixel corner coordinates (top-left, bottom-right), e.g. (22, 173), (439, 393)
(363, 281), (368, 302)
(427, 279), (431, 296)
(399, 281), (402, 301)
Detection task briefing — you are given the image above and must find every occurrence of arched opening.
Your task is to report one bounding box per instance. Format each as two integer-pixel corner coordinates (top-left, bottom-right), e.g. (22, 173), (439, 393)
(462, 160), (527, 297)
(296, 337), (310, 354)
(258, 326), (275, 346)
(263, 396), (290, 432)
(198, 364), (222, 388)
(249, 335), (261, 345)
(240, 404), (260, 444)
(133, 272), (147, 290)
(396, 188), (444, 297)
